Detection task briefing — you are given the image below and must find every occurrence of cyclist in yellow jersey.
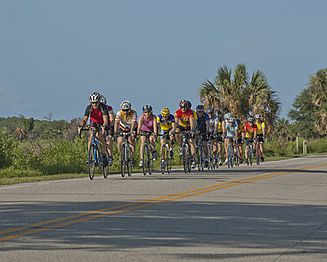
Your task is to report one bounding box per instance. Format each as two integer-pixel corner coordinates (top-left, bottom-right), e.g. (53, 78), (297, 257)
(255, 114), (266, 162)
(157, 107), (176, 162)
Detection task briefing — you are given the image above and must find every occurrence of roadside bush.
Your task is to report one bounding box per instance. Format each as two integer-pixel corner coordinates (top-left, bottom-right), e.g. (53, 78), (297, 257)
(0, 128), (19, 168)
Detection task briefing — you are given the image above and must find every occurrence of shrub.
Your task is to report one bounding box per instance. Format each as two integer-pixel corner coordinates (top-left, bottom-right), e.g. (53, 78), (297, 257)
(0, 128), (19, 168)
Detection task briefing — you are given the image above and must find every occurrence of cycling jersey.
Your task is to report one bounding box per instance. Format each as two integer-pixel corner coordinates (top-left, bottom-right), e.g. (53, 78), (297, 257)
(115, 110), (137, 132)
(243, 122), (257, 139)
(225, 122), (238, 138)
(236, 120), (243, 138)
(196, 112), (209, 134)
(256, 121), (265, 135)
(139, 113), (155, 133)
(208, 116), (218, 134)
(217, 120), (223, 133)
(175, 109), (197, 128)
(157, 114), (175, 131)
(84, 103), (109, 125)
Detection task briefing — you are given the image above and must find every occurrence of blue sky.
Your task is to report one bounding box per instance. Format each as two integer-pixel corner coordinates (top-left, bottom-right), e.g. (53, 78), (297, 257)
(0, 0), (326, 120)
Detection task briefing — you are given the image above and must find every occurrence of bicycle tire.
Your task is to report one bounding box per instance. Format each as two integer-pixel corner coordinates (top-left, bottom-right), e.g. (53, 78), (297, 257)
(197, 145), (204, 171)
(249, 145), (253, 166)
(161, 145), (167, 174)
(148, 147), (153, 175)
(142, 144), (148, 175)
(227, 144), (233, 168)
(120, 144), (126, 177)
(256, 143), (261, 165)
(88, 145), (96, 180)
(182, 144), (189, 173)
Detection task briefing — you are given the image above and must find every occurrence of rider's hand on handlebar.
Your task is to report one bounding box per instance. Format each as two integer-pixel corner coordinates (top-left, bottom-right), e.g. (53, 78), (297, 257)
(77, 126), (83, 138)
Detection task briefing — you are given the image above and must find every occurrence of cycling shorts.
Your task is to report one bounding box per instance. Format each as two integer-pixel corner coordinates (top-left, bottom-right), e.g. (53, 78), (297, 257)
(257, 134), (264, 143)
(245, 138), (254, 145)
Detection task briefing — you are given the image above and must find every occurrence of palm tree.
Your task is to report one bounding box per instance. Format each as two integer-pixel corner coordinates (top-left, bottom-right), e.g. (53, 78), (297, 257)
(308, 68), (327, 135)
(199, 64), (280, 134)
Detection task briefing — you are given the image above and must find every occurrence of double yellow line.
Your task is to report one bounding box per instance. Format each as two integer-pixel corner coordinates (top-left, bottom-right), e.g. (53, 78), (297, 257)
(1, 163), (325, 242)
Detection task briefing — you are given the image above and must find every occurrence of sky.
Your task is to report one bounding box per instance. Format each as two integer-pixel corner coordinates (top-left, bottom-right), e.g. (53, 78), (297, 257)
(0, 0), (326, 120)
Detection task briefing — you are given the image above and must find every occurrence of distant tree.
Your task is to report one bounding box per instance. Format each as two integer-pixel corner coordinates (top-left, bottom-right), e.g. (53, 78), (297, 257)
(288, 68), (327, 137)
(199, 64), (280, 134)
(43, 113), (53, 122)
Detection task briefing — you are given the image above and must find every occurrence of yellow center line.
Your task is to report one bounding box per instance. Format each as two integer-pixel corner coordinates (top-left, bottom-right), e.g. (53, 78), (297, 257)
(0, 163), (326, 242)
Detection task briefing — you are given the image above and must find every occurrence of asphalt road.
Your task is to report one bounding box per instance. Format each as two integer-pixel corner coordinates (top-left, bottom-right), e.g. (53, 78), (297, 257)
(0, 155), (326, 262)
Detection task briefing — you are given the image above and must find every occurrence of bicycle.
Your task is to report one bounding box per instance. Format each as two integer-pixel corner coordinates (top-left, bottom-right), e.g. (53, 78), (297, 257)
(233, 139), (240, 167)
(140, 131), (155, 176)
(80, 126), (110, 180)
(226, 137), (235, 168)
(255, 138), (262, 165)
(180, 131), (192, 173)
(118, 132), (133, 177)
(207, 133), (217, 170)
(246, 139), (254, 166)
(159, 133), (173, 174)
(196, 132), (205, 171)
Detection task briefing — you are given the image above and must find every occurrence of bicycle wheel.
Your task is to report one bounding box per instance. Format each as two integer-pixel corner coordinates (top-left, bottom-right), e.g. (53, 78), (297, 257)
(148, 148), (153, 175)
(197, 145), (204, 171)
(182, 144), (189, 173)
(249, 145), (253, 166)
(120, 144), (126, 177)
(227, 144), (233, 168)
(142, 144), (148, 175)
(161, 146), (167, 174)
(256, 143), (261, 165)
(88, 145), (96, 180)
(126, 144), (132, 177)
(234, 146), (240, 167)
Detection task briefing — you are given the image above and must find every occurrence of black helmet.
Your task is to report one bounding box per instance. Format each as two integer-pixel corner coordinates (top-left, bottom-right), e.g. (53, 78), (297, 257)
(142, 104), (153, 113)
(196, 105), (204, 112)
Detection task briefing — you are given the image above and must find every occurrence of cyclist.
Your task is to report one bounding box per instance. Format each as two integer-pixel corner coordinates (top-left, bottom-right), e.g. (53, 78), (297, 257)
(242, 116), (257, 165)
(138, 105), (158, 168)
(100, 95), (115, 165)
(78, 92), (109, 166)
(223, 114), (238, 163)
(235, 115), (246, 163)
(175, 100), (197, 168)
(195, 105), (210, 167)
(255, 113), (266, 162)
(157, 107), (176, 164)
(114, 100), (137, 164)
(216, 110), (224, 165)
(207, 108), (219, 165)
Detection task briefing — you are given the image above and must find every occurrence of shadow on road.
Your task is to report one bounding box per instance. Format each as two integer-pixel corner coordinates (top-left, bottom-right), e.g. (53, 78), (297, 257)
(1, 199), (327, 259)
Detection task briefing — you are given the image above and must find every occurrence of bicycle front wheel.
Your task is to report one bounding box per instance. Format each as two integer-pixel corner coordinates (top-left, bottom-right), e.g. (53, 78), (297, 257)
(88, 145), (96, 180)
(227, 144), (233, 168)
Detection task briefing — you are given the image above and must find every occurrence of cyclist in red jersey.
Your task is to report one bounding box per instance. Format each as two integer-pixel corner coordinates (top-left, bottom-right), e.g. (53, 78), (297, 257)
(175, 100), (197, 168)
(78, 92), (109, 166)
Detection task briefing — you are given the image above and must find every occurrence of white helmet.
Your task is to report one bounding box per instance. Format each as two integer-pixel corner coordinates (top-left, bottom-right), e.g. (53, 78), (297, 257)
(100, 95), (107, 105)
(120, 100), (131, 111)
(89, 92), (101, 103)
(255, 113), (262, 119)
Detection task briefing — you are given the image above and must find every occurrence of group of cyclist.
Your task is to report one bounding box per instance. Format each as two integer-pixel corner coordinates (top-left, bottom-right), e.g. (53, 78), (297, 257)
(78, 92), (266, 170)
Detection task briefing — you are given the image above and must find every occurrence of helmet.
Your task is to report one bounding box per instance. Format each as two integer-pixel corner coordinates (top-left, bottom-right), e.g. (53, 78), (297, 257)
(100, 95), (107, 105)
(224, 112), (232, 120)
(179, 100), (188, 108)
(229, 117), (235, 123)
(215, 110), (222, 117)
(186, 100), (192, 109)
(206, 108), (214, 114)
(255, 114), (262, 119)
(247, 117), (255, 123)
(161, 107), (170, 117)
(142, 104), (153, 113)
(196, 105), (204, 112)
(120, 100), (131, 111)
(89, 92), (101, 103)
